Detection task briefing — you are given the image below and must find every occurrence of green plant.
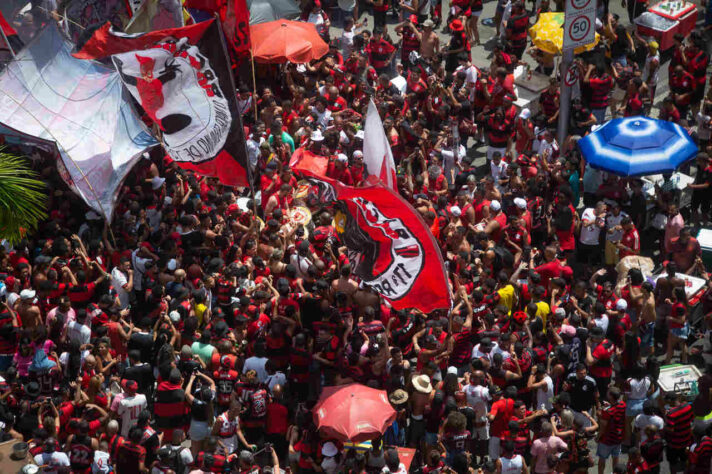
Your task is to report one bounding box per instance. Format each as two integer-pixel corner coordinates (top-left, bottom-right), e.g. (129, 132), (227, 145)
(0, 150), (47, 243)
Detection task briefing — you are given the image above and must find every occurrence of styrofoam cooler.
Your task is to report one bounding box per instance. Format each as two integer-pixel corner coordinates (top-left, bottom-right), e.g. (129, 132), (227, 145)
(635, 12), (679, 50)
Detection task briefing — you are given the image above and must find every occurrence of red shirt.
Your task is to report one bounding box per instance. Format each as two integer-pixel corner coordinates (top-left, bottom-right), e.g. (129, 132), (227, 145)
(619, 228), (640, 258)
(534, 260), (561, 288)
(489, 398), (515, 437)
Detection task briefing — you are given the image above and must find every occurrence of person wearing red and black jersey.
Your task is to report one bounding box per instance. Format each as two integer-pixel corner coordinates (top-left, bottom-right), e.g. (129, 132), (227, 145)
(65, 420), (97, 474)
(669, 65), (695, 120)
(664, 391), (694, 474)
(115, 426), (147, 474)
(689, 424), (712, 474)
(596, 387), (626, 474)
(504, 2), (528, 59)
(584, 63), (614, 125)
(539, 78), (560, 125)
(397, 16), (422, 65)
(586, 326), (615, 400)
(366, 27), (396, 76)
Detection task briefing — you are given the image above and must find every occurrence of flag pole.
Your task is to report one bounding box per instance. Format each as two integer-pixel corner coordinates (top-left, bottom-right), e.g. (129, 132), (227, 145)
(0, 25), (16, 59)
(214, 14), (255, 194)
(250, 49), (258, 123)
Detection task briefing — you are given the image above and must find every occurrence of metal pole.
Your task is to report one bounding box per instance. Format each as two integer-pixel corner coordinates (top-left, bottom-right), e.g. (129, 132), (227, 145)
(557, 48), (574, 145)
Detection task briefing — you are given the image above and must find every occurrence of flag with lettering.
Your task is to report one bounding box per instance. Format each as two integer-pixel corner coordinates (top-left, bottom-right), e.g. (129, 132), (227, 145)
(74, 19), (250, 187)
(296, 172), (451, 313)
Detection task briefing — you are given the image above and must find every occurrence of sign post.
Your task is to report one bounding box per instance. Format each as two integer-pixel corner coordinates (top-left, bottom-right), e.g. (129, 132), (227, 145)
(558, 0), (596, 143)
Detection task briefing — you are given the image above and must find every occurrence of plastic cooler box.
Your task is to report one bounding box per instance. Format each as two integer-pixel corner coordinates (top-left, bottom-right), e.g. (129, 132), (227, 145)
(698, 228), (712, 270)
(634, 12), (678, 50)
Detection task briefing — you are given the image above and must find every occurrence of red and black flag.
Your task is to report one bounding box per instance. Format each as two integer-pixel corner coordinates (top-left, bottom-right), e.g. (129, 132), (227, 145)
(73, 19), (250, 188)
(293, 171), (452, 313)
(0, 10), (23, 56)
(183, 0), (250, 55)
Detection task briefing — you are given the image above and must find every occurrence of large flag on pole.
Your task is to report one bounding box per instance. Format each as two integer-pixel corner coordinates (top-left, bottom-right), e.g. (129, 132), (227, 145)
(181, 0), (250, 55)
(74, 19), (251, 188)
(0, 23), (156, 220)
(363, 99), (397, 191)
(295, 171), (451, 313)
(125, 0), (184, 33)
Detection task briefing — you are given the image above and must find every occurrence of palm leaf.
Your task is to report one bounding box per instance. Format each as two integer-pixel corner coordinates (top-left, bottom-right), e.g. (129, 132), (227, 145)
(0, 150), (47, 243)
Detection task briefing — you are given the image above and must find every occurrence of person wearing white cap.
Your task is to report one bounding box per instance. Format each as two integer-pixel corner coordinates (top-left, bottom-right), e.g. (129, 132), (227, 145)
(484, 199), (507, 241)
(320, 442), (341, 473)
(515, 108), (535, 154)
(327, 153), (354, 185)
(18, 289), (41, 328)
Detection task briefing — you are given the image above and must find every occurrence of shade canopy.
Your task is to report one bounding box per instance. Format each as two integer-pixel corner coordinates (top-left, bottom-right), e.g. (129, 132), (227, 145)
(247, 0), (301, 24)
(250, 19), (328, 64)
(313, 383), (397, 443)
(577, 116), (698, 176)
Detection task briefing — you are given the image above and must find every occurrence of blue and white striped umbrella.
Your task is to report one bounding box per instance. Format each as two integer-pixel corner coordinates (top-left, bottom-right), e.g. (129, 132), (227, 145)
(577, 116), (698, 176)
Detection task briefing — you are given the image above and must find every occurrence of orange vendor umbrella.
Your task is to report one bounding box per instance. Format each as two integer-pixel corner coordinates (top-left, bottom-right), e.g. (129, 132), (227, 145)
(313, 383), (397, 443)
(249, 19), (328, 64)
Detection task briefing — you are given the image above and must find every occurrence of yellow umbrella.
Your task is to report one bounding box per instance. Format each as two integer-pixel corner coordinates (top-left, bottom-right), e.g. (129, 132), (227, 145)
(529, 12), (599, 55)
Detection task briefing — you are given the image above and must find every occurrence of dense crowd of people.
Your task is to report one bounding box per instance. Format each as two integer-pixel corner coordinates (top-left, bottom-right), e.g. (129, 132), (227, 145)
(2, 0), (712, 473)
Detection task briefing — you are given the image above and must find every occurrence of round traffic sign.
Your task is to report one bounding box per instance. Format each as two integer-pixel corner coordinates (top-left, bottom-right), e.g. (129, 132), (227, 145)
(564, 67), (578, 86)
(568, 16), (591, 42)
(570, 0), (592, 10)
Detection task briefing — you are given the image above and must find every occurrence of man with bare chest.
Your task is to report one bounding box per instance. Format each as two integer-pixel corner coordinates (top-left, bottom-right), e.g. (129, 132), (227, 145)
(418, 19), (440, 60)
(639, 282), (656, 357)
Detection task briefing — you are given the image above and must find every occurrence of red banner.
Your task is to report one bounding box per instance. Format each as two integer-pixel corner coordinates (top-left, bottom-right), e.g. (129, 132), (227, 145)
(224, 0), (251, 55)
(297, 173), (451, 313)
(289, 148), (329, 178)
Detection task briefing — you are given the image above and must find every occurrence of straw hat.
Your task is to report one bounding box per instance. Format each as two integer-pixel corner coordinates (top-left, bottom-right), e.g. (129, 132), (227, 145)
(413, 374), (433, 394)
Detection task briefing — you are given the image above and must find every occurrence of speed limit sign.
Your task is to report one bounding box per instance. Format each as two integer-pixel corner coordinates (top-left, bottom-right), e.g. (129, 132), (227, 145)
(563, 0), (596, 50)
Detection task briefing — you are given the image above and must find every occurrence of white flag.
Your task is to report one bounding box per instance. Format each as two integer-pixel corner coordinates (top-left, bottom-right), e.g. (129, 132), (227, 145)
(363, 99), (397, 190)
(0, 24), (156, 220)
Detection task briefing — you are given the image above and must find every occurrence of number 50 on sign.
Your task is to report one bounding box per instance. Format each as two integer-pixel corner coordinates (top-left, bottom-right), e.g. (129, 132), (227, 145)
(563, 0), (596, 50)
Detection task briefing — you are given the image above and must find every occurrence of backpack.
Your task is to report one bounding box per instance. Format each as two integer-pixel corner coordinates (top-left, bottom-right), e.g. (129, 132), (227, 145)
(167, 445), (188, 474)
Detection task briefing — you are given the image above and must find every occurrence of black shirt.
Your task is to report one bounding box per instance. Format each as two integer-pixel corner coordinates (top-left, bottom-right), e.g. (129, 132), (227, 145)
(565, 373), (598, 412)
(128, 332), (154, 363)
(123, 362), (155, 396)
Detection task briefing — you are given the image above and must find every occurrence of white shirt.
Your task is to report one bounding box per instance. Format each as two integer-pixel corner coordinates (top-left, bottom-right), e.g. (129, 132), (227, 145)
(243, 356), (269, 383)
(341, 30), (355, 57)
(312, 106), (332, 128)
(490, 160), (508, 187)
(633, 414), (664, 443)
(536, 375), (554, 411)
(697, 113), (712, 141)
(605, 211), (628, 242)
(92, 450), (112, 474)
(593, 314), (610, 334)
(118, 393), (148, 437)
(456, 64), (478, 87)
(66, 320), (91, 346)
(265, 371), (287, 392)
(110, 267), (130, 309)
(34, 451), (71, 473)
(463, 384), (491, 420)
(579, 208), (602, 245)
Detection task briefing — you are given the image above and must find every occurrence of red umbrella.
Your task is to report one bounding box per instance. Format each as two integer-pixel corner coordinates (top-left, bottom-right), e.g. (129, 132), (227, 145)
(249, 19), (328, 64)
(313, 384), (397, 442)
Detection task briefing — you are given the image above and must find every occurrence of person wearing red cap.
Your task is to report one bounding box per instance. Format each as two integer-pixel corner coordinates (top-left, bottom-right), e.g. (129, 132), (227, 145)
(117, 379), (147, 438)
(445, 19), (470, 72)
